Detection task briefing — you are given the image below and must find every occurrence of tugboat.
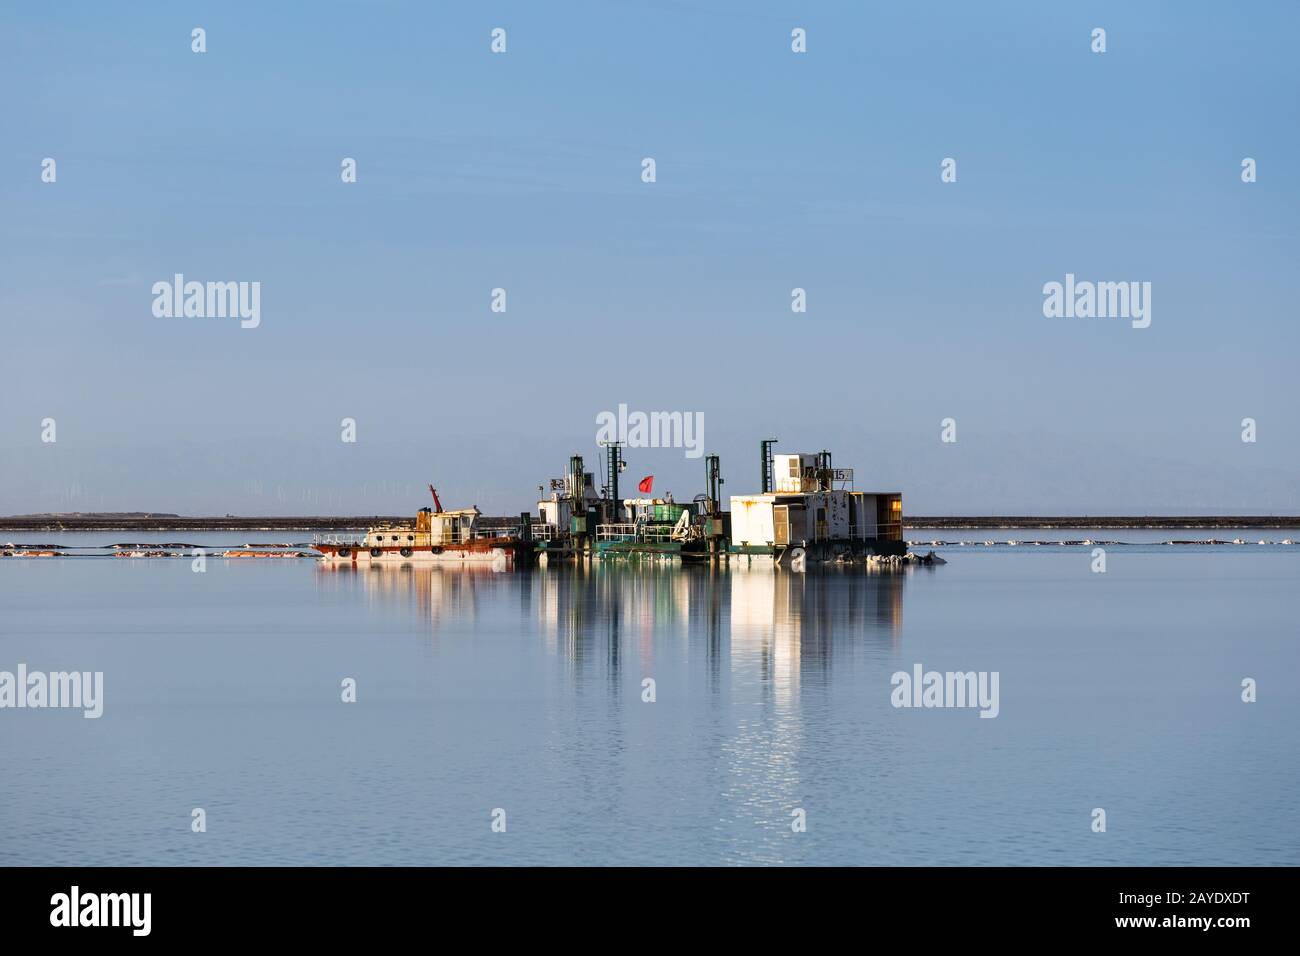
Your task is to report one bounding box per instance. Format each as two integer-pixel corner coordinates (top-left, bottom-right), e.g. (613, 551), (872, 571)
(313, 486), (533, 568)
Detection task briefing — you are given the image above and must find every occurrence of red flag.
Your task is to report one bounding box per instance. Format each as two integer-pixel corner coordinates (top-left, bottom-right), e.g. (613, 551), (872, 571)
(638, 475), (654, 494)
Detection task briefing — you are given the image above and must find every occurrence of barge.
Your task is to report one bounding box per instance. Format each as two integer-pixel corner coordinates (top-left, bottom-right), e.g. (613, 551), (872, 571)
(728, 450), (906, 565)
(0, 440), (912, 570)
(532, 441), (906, 566)
(313, 487), (534, 568)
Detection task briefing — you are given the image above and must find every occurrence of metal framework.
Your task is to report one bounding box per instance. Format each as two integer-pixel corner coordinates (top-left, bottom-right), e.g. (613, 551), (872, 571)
(760, 438), (778, 494)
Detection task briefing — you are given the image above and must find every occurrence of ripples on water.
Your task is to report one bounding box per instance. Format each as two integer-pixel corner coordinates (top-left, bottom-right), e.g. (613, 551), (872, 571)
(1, 539), (1297, 866)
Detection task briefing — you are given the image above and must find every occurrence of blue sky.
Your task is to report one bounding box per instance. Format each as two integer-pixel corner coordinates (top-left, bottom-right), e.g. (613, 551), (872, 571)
(2, 1), (1296, 515)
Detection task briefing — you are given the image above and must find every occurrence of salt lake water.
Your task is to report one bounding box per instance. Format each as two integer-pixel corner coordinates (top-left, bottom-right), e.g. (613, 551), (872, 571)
(2, 530), (1297, 865)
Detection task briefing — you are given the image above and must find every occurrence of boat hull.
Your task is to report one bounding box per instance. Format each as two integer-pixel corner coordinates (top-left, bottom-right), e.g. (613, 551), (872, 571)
(315, 539), (530, 568)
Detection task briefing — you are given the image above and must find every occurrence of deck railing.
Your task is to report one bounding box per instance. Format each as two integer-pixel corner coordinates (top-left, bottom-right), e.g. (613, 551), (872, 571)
(596, 522), (686, 543)
(597, 523), (638, 541)
(312, 533), (362, 547)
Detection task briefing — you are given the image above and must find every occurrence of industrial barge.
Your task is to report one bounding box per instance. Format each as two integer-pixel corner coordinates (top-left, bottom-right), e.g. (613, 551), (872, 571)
(314, 441), (908, 569)
(314, 486), (535, 568)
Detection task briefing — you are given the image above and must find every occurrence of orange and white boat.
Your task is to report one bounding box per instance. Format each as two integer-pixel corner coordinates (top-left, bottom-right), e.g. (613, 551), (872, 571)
(313, 487), (533, 568)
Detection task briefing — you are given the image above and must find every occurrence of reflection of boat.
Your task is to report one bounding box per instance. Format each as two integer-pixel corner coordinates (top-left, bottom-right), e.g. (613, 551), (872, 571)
(222, 550), (313, 558)
(314, 486), (533, 568)
(317, 560), (518, 633)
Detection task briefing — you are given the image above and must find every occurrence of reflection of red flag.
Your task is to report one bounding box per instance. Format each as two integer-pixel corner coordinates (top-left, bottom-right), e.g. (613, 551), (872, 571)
(638, 476), (654, 494)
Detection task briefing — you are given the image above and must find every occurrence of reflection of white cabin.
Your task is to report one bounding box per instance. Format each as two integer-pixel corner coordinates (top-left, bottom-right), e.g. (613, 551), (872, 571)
(730, 453), (901, 548)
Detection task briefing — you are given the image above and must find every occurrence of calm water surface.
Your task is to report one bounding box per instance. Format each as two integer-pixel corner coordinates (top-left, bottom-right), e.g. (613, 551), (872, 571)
(2, 531), (1297, 865)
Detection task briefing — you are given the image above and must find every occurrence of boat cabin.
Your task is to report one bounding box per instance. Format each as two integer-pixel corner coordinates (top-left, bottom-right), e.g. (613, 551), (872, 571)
(364, 507), (482, 549)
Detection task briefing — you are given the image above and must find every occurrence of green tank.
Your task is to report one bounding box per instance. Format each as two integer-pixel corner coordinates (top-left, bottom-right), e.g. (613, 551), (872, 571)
(653, 503), (689, 522)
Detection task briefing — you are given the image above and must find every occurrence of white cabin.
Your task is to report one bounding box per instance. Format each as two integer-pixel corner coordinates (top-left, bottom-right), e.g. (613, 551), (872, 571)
(537, 470), (602, 529)
(730, 451), (902, 548)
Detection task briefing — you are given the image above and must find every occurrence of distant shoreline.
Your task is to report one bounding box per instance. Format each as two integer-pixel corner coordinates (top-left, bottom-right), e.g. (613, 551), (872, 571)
(905, 516), (1300, 530)
(3, 513), (1299, 531)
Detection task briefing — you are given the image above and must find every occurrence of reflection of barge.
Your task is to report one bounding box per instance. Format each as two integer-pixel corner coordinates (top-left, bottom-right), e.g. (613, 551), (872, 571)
(314, 487), (533, 568)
